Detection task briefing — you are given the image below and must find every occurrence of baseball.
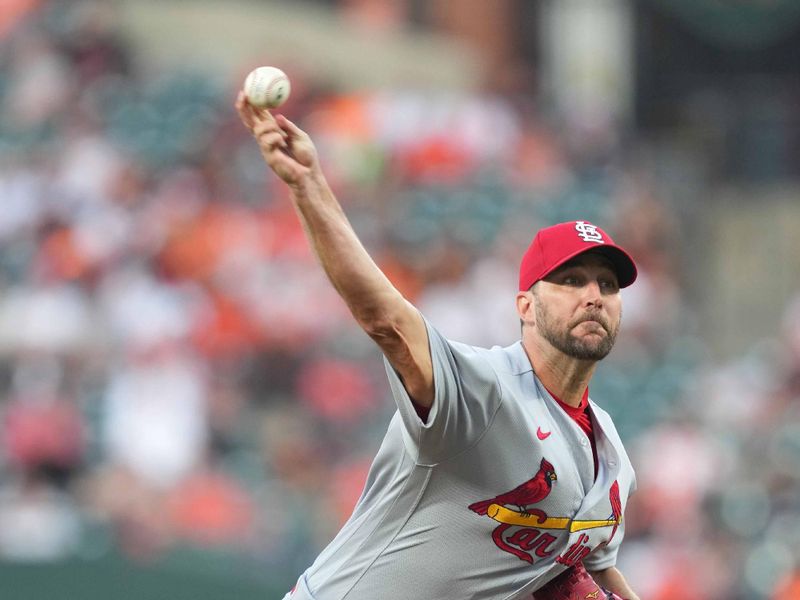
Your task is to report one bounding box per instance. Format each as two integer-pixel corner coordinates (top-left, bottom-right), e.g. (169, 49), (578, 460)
(243, 66), (291, 109)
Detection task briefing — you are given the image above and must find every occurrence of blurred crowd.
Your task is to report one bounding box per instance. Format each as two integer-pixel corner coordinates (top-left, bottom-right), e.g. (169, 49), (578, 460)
(0, 2), (798, 599)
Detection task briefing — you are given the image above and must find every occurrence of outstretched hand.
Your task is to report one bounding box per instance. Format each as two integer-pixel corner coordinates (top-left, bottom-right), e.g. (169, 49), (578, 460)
(235, 91), (319, 187)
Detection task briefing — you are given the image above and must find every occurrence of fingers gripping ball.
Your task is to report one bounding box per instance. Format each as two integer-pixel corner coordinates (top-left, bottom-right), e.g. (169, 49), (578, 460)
(244, 66), (291, 109)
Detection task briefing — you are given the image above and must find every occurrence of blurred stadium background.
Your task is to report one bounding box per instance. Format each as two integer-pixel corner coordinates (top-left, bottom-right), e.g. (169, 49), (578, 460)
(1, 0), (799, 598)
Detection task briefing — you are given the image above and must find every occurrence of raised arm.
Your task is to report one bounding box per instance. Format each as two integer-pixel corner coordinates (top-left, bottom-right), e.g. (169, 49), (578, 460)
(236, 93), (433, 407)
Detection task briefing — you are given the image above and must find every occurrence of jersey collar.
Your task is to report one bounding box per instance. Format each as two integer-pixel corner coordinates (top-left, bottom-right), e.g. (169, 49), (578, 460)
(507, 341), (534, 375)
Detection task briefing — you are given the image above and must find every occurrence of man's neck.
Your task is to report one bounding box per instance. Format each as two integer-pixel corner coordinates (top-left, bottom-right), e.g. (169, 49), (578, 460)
(522, 336), (596, 408)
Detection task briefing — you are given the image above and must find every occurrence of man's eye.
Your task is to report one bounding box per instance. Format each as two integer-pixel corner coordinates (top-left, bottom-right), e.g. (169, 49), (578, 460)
(563, 276), (580, 285)
(600, 279), (618, 290)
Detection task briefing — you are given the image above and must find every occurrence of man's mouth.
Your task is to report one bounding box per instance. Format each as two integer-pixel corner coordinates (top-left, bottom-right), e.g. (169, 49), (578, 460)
(574, 318), (607, 334)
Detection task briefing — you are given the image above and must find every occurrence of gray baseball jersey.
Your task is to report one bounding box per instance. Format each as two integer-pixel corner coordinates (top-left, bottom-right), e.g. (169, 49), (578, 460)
(284, 318), (635, 600)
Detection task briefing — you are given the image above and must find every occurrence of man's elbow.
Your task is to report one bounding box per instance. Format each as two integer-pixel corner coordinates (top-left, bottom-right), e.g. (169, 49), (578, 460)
(360, 312), (434, 407)
(357, 310), (400, 341)
(354, 297), (412, 342)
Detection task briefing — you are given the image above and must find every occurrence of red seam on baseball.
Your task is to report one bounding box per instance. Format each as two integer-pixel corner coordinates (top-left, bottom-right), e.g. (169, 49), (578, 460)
(266, 76), (288, 98)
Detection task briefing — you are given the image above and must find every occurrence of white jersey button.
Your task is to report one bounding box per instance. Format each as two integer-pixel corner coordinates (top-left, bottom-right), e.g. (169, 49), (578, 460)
(580, 438), (588, 446)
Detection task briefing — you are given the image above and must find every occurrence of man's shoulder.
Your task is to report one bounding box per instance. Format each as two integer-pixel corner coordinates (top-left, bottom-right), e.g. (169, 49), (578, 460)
(446, 338), (530, 378)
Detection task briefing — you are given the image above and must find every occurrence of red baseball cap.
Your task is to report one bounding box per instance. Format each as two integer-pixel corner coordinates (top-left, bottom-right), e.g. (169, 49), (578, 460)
(518, 220), (637, 290)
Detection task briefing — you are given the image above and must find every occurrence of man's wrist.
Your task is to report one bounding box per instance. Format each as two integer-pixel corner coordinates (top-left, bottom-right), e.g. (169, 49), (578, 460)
(288, 167), (325, 196)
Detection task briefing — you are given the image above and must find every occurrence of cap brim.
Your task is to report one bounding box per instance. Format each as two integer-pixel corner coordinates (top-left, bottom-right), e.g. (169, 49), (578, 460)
(543, 245), (638, 288)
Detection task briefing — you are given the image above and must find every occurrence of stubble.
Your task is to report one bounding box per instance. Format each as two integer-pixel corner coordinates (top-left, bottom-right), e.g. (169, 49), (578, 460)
(534, 300), (619, 361)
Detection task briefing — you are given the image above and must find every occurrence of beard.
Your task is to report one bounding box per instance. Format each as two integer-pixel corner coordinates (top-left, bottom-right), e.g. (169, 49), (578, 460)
(534, 302), (619, 361)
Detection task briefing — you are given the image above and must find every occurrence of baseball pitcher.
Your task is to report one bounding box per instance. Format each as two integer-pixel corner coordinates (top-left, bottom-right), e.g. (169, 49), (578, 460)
(236, 93), (641, 600)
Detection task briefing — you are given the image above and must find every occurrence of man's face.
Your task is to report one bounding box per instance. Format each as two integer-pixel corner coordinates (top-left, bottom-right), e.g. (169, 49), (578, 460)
(531, 253), (622, 361)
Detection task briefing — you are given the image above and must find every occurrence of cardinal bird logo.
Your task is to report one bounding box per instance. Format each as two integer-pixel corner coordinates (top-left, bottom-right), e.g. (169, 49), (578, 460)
(469, 458), (558, 563)
(608, 480), (622, 542)
(469, 458), (557, 523)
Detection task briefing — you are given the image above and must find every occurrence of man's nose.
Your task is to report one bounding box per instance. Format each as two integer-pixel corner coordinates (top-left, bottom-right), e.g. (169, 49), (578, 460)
(583, 281), (604, 307)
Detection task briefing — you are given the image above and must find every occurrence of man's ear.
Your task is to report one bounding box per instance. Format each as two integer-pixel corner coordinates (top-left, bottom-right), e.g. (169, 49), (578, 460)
(516, 290), (535, 328)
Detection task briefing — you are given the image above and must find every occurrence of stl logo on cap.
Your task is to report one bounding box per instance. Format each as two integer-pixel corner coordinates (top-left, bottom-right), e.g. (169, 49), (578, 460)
(574, 221), (604, 243)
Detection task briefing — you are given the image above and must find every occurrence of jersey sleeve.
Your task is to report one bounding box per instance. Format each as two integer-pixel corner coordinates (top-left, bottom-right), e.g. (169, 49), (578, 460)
(383, 315), (503, 465)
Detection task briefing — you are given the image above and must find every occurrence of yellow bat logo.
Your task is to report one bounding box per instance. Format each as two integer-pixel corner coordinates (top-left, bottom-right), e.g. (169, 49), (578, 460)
(584, 591), (600, 599)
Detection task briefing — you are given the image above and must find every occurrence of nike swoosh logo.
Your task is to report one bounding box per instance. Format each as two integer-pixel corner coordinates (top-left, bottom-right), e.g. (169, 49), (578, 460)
(537, 427), (551, 440)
